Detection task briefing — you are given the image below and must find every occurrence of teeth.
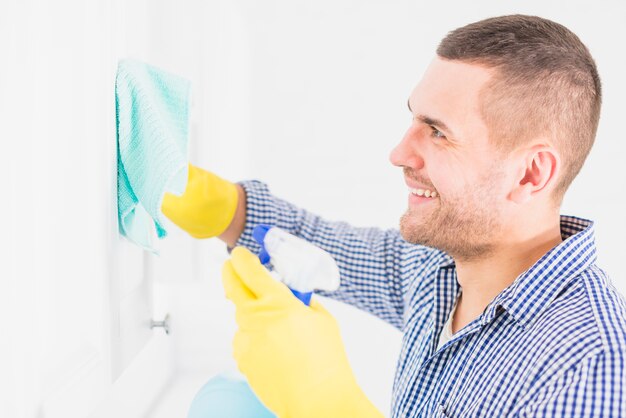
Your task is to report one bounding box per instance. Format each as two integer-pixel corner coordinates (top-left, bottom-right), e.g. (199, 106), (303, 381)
(409, 188), (438, 198)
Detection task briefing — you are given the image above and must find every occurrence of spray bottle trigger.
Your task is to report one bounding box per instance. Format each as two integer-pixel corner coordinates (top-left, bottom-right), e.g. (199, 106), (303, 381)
(252, 224), (273, 265)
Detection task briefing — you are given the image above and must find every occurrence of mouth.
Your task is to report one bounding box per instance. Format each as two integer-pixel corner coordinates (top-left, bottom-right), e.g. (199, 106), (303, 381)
(408, 187), (437, 198)
(408, 187), (438, 206)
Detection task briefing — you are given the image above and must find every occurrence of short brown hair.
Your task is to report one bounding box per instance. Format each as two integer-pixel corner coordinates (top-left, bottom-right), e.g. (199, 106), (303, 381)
(437, 15), (602, 205)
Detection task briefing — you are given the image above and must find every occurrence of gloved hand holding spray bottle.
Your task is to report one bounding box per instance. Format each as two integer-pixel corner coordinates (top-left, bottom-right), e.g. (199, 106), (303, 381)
(187, 224), (341, 418)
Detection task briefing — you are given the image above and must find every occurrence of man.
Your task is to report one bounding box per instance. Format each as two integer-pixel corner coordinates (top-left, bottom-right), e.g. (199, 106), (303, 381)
(163, 14), (626, 417)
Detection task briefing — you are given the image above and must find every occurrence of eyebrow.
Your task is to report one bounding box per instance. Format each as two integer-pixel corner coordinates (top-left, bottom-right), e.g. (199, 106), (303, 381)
(407, 99), (456, 138)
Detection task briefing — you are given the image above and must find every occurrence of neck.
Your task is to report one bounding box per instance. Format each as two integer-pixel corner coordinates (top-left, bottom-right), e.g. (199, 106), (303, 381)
(452, 215), (563, 329)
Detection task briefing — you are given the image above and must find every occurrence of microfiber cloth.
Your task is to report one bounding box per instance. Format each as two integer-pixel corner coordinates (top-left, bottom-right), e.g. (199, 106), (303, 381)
(116, 59), (191, 252)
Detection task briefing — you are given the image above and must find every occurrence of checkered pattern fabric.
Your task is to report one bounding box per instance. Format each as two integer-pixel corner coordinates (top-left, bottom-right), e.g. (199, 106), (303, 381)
(234, 180), (626, 417)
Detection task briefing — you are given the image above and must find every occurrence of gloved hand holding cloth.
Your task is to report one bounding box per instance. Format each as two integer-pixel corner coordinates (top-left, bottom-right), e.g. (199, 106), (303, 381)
(161, 163), (239, 239)
(222, 246), (384, 418)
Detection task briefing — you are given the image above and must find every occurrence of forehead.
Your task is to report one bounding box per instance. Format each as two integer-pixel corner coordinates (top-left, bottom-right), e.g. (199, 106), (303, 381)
(409, 57), (494, 142)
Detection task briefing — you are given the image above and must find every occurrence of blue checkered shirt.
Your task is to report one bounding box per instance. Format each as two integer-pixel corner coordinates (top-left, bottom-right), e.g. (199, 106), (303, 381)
(234, 180), (626, 417)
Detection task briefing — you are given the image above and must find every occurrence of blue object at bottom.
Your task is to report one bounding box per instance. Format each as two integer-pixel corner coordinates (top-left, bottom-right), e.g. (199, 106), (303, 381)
(187, 373), (276, 418)
(290, 288), (312, 305)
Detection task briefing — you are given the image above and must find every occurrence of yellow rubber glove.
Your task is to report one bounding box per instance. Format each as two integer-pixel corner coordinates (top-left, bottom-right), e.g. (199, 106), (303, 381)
(222, 247), (385, 418)
(161, 163), (238, 238)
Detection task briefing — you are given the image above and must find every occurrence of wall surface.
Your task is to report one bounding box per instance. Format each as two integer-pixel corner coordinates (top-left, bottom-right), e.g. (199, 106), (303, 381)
(2, 1), (625, 417)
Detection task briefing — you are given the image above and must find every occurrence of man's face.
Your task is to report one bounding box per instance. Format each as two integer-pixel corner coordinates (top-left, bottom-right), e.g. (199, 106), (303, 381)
(390, 57), (511, 262)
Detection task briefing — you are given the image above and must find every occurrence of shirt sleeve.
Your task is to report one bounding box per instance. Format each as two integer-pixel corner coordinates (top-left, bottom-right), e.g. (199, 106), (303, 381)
(516, 349), (626, 417)
(232, 180), (438, 330)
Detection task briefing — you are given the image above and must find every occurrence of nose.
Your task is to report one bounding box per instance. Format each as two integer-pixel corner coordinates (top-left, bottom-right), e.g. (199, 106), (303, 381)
(389, 125), (425, 169)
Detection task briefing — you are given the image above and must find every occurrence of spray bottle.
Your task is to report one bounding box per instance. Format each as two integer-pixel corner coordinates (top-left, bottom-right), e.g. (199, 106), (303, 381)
(252, 224), (341, 305)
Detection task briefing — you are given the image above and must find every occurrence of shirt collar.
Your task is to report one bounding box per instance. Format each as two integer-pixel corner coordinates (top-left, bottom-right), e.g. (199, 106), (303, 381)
(437, 215), (597, 330)
(496, 215), (596, 329)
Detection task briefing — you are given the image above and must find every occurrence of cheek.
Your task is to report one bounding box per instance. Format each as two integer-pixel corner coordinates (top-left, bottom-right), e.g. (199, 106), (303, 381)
(430, 153), (471, 193)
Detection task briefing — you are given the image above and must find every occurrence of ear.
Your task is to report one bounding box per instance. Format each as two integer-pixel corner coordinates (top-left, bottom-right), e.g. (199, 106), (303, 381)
(509, 144), (560, 204)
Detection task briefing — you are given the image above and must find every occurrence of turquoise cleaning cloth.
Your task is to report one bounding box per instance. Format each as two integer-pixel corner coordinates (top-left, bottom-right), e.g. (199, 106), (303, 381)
(116, 59), (190, 252)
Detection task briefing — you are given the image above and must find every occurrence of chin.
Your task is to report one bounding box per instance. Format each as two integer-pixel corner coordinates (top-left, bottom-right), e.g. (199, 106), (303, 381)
(399, 216), (432, 246)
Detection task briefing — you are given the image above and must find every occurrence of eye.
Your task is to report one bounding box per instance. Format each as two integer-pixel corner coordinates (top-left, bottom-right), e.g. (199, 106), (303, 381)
(430, 126), (446, 140)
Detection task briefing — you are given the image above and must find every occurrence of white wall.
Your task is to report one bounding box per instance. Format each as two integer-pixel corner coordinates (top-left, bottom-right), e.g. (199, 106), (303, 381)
(3, 1), (625, 417)
(0, 0), (223, 416)
(1, 1), (120, 416)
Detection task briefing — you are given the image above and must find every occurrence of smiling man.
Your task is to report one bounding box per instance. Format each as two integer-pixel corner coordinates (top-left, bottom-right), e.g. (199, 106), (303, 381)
(393, 54), (571, 339)
(163, 14), (626, 418)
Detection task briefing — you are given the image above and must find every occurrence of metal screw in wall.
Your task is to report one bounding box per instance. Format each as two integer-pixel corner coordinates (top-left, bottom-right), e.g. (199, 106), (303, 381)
(151, 313), (171, 335)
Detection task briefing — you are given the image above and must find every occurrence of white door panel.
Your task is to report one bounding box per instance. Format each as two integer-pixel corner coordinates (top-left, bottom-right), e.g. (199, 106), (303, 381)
(3, 0), (247, 416)
(2, 0), (174, 416)
(110, 240), (154, 381)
